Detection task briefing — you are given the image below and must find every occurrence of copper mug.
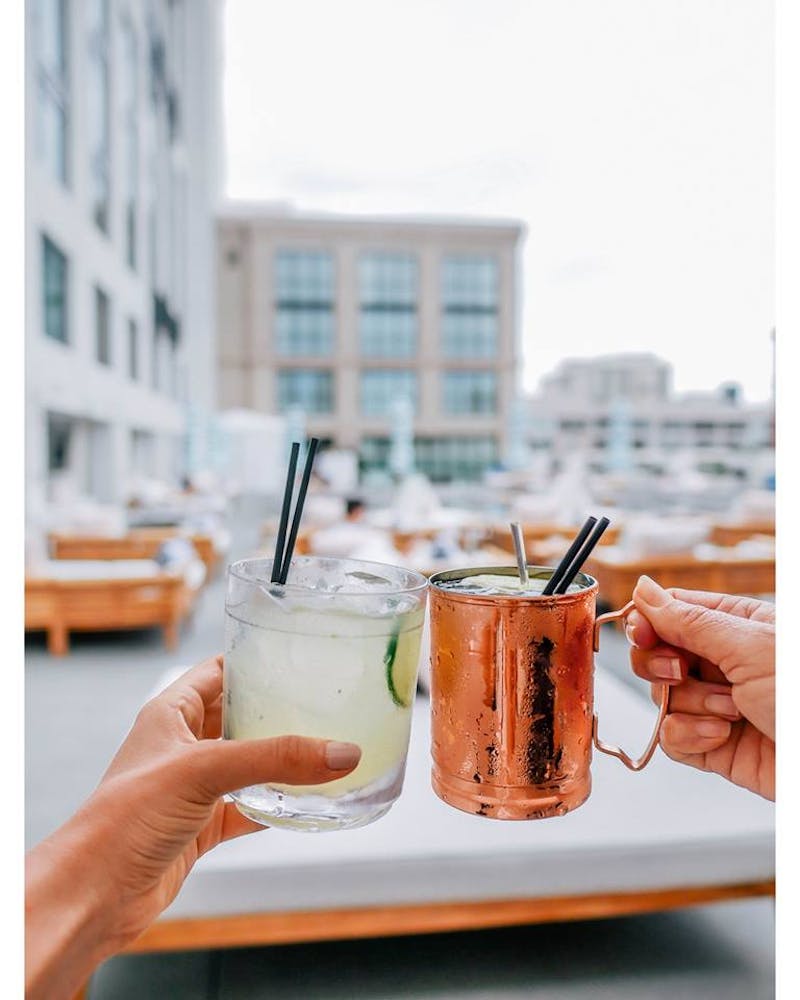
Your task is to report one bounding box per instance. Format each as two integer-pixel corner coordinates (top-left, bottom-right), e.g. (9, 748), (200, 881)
(428, 566), (669, 820)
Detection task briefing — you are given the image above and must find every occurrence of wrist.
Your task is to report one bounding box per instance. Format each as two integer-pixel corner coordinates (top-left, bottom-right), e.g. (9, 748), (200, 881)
(26, 810), (126, 998)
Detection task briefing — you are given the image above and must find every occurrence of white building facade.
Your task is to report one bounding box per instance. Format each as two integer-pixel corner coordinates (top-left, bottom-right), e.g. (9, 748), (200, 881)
(527, 354), (774, 479)
(25, 0), (221, 509)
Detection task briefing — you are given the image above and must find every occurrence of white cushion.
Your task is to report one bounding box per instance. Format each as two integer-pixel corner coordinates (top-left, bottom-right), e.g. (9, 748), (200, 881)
(159, 668), (774, 920)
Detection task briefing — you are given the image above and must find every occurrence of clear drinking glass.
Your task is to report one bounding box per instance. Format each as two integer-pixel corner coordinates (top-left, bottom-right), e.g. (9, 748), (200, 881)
(223, 555), (429, 832)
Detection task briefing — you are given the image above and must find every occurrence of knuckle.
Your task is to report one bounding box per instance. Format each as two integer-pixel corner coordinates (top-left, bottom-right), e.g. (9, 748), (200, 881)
(275, 734), (315, 772)
(674, 602), (715, 648)
(680, 601), (710, 631)
(134, 698), (162, 727)
(181, 743), (219, 800)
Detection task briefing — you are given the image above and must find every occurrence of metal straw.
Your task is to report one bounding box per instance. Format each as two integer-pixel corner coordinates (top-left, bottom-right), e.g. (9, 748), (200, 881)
(509, 522), (529, 587)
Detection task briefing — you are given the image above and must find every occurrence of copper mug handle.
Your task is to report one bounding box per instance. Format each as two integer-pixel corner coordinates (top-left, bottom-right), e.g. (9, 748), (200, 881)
(592, 600), (670, 771)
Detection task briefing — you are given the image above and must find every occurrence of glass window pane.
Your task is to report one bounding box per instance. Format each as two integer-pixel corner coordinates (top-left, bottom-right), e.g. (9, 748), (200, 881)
(42, 234), (68, 343)
(39, 0), (68, 76)
(36, 0), (69, 185)
(359, 253), (417, 305)
(275, 310), (334, 357)
(128, 318), (138, 379)
(442, 255), (498, 308)
(275, 251), (334, 356)
(277, 370), (334, 414)
(442, 371), (498, 414)
(441, 255), (498, 358)
(359, 436), (391, 474)
(360, 370), (418, 417)
(359, 253), (418, 357)
(95, 287), (111, 365)
(47, 413), (72, 472)
(442, 312), (497, 358)
(414, 435), (498, 481)
(276, 250), (334, 302)
(121, 20), (138, 268)
(360, 311), (417, 358)
(87, 0), (110, 232)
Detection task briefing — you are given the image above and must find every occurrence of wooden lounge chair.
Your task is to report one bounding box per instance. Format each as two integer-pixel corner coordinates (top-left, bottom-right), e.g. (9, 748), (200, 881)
(25, 560), (197, 656)
(584, 550), (775, 613)
(49, 529), (219, 579)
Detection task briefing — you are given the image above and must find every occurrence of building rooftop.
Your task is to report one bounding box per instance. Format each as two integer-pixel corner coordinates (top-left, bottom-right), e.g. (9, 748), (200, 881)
(215, 200), (526, 238)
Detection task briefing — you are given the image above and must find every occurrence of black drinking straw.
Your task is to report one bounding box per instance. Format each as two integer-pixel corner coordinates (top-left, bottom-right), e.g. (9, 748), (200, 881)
(555, 515), (611, 594)
(279, 437), (320, 584)
(271, 442), (300, 583)
(542, 516), (597, 596)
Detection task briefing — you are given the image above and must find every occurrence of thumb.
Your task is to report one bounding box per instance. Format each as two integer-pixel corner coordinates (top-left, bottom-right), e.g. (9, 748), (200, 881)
(188, 735), (361, 801)
(632, 575), (768, 679)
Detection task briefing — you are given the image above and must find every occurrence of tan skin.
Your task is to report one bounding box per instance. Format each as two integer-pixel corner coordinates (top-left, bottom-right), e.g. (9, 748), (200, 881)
(26, 583), (775, 997)
(626, 575), (774, 800)
(25, 656), (361, 1000)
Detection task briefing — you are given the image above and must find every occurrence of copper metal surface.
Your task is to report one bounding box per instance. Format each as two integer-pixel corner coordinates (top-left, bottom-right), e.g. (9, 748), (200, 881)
(429, 566), (662, 821)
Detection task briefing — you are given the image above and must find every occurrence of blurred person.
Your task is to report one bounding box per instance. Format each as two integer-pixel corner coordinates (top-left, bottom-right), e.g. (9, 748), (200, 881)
(25, 657), (361, 1000)
(626, 575), (775, 800)
(345, 497), (366, 522)
(308, 497), (395, 560)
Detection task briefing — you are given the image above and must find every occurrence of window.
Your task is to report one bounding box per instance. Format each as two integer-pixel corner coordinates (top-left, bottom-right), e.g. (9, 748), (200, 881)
(360, 370), (418, 417)
(36, 0), (70, 185)
(442, 371), (497, 414)
(275, 251), (334, 356)
(441, 255), (498, 358)
(415, 436), (498, 482)
(277, 370), (334, 414)
(121, 20), (138, 268)
(42, 234), (68, 343)
(359, 253), (418, 357)
(87, 0), (110, 232)
(95, 287), (111, 365)
(359, 435), (498, 481)
(128, 318), (138, 380)
(359, 436), (391, 474)
(47, 413), (72, 472)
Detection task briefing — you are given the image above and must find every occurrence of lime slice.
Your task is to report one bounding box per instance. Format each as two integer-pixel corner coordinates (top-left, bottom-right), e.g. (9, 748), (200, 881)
(385, 625), (419, 708)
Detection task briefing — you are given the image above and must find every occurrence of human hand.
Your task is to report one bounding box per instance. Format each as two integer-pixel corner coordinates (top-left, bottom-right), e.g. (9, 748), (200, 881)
(626, 576), (774, 800)
(26, 656), (361, 999)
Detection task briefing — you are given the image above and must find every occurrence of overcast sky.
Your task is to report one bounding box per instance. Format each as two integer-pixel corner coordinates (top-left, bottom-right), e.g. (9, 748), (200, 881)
(222, 0), (774, 402)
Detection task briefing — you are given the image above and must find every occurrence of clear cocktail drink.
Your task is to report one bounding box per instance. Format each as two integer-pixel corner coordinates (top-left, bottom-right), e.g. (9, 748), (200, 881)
(223, 556), (428, 832)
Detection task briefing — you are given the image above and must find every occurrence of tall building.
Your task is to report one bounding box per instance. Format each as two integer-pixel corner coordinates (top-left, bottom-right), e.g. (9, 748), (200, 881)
(527, 353), (774, 475)
(216, 206), (524, 482)
(25, 0), (221, 508)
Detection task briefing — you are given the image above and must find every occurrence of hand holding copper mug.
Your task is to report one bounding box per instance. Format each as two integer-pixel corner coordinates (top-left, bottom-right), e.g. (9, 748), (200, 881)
(428, 518), (669, 821)
(626, 576), (775, 801)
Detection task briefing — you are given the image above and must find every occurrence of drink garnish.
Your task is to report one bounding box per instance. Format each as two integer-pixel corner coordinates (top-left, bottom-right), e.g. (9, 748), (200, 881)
(385, 622), (416, 708)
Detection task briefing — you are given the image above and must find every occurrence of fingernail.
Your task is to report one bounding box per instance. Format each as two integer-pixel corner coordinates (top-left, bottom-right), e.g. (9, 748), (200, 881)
(625, 623), (639, 648)
(635, 575), (670, 609)
(325, 742), (361, 770)
(695, 718), (729, 738)
(704, 693), (740, 719)
(650, 656), (682, 680)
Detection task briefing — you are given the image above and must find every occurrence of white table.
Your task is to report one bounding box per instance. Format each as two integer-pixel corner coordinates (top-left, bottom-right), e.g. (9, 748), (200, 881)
(129, 668), (774, 954)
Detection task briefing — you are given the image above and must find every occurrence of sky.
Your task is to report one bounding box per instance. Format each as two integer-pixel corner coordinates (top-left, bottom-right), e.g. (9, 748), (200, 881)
(222, 0), (774, 402)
